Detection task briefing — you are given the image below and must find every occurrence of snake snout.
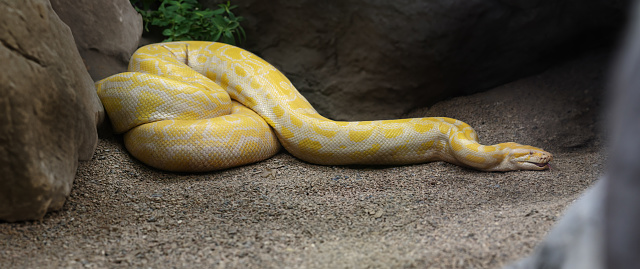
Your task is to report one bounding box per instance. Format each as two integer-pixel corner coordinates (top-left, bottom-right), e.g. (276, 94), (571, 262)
(528, 151), (553, 169)
(507, 146), (553, 170)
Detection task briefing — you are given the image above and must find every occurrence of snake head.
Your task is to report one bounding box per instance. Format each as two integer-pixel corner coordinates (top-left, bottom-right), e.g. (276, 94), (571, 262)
(500, 142), (553, 171)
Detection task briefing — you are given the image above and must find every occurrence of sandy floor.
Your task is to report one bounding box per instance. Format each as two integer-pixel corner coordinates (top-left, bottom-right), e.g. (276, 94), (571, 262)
(0, 51), (608, 268)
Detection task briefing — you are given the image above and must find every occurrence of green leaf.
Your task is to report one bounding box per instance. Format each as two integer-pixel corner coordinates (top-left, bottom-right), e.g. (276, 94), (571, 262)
(162, 28), (174, 36)
(181, 3), (195, 11)
(212, 30), (222, 42)
(196, 10), (215, 17)
(212, 15), (226, 26)
(173, 14), (186, 23)
(175, 24), (190, 35)
(236, 25), (246, 43)
(131, 0), (246, 45)
(165, 5), (179, 12)
(152, 17), (170, 27)
(224, 30), (234, 39)
(211, 8), (225, 15)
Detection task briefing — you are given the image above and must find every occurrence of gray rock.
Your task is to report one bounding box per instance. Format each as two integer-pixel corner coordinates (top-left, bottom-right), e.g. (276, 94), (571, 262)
(50, 0), (143, 81)
(604, 0), (640, 266)
(505, 1), (640, 268)
(0, 0), (104, 222)
(201, 0), (628, 120)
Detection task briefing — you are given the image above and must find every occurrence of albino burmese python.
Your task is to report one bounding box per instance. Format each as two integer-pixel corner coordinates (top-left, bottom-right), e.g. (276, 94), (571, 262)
(96, 41), (552, 172)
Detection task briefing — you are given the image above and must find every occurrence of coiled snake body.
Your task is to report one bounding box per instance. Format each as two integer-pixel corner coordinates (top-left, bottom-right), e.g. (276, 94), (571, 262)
(96, 41), (552, 172)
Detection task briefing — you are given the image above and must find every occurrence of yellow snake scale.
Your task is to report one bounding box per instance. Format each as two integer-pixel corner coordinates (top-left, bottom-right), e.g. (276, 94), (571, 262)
(96, 41), (552, 172)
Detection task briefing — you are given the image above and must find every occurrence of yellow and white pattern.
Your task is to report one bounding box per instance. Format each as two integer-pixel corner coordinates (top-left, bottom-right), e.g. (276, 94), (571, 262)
(96, 41), (552, 172)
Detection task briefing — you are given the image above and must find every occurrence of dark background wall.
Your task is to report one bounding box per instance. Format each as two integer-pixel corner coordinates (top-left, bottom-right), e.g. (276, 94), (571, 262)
(202, 0), (629, 120)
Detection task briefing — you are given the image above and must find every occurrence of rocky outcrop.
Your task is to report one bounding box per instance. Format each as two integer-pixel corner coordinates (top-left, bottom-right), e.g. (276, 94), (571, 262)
(201, 0), (628, 120)
(0, 0), (104, 222)
(50, 0), (143, 81)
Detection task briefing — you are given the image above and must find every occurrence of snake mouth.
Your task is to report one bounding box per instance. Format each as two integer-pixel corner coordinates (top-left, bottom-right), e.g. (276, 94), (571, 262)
(532, 162), (550, 169)
(517, 161), (550, 170)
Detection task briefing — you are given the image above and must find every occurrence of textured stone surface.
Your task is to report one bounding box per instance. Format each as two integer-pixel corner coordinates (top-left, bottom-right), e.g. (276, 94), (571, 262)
(201, 0), (628, 120)
(50, 0), (143, 81)
(0, 0), (104, 222)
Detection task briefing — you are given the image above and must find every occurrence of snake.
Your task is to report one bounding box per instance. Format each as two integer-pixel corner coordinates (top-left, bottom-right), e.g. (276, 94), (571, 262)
(95, 41), (552, 172)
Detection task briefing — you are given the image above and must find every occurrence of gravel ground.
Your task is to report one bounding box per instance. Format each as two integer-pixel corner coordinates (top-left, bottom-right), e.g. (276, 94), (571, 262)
(0, 51), (608, 268)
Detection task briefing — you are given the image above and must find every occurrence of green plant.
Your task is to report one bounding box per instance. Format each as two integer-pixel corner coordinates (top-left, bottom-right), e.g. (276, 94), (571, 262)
(130, 0), (246, 45)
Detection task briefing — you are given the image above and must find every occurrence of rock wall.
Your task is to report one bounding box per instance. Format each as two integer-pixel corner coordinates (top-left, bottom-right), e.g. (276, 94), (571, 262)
(202, 0), (629, 120)
(50, 0), (143, 81)
(0, 0), (104, 222)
